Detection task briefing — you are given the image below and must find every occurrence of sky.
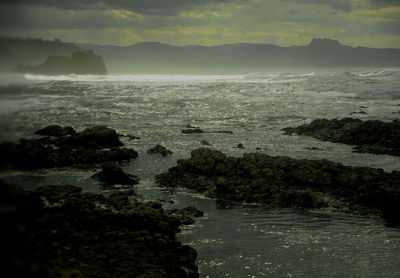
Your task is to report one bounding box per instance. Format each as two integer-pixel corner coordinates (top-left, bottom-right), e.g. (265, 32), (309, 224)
(0, 0), (399, 48)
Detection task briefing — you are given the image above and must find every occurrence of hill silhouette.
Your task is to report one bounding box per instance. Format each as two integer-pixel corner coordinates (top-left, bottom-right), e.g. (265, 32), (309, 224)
(0, 37), (83, 72)
(1, 37), (399, 74)
(79, 38), (400, 73)
(17, 50), (107, 75)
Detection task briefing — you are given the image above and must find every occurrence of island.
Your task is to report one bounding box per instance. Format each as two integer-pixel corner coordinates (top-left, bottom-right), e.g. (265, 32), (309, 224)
(17, 49), (107, 75)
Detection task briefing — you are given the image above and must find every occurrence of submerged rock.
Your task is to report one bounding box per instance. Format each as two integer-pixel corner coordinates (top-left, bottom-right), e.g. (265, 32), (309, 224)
(182, 128), (204, 134)
(92, 161), (139, 186)
(200, 140), (212, 146)
(0, 182), (200, 277)
(147, 145), (173, 157)
(0, 125), (138, 170)
(209, 130), (234, 134)
(156, 148), (400, 225)
(282, 118), (400, 156)
(165, 207), (204, 225)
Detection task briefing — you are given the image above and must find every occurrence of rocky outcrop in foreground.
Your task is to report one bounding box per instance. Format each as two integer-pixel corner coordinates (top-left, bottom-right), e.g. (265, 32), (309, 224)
(0, 125), (138, 169)
(282, 118), (400, 156)
(156, 148), (400, 225)
(1, 181), (200, 277)
(147, 145), (173, 157)
(92, 161), (140, 186)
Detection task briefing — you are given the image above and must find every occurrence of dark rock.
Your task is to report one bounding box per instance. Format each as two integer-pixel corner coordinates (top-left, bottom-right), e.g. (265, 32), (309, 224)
(1, 182), (199, 277)
(200, 140), (211, 146)
(350, 111), (367, 115)
(127, 134), (140, 140)
(156, 148), (400, 225)
(209, 130), (234, 134)
(282, 118), (400, 156)
(35, 125), (76, 137)
(0, 126), (138, 170)
(147, 145), (173, 157)
(92, 162), (139, 186)
(24, 50), (107, 75)
(165, 207), (204, 225)
(182, 128), (204, 134)
(35, 184), (82, 203)
(66, 126), (123, 149)
(304, 147), (321, 150)
(236, 143), (244, 149)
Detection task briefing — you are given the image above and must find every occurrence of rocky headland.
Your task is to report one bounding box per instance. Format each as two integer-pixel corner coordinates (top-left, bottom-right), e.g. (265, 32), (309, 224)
(282, 118), (400, 156)
(156, 148), (400, 225)
(17, 50), (107, 75)
(1, 181), (200, 277)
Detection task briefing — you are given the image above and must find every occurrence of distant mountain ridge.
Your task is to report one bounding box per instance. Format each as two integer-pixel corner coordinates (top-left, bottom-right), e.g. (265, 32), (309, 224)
(1, 37), (399, 74)
(78, 38), (400, 73)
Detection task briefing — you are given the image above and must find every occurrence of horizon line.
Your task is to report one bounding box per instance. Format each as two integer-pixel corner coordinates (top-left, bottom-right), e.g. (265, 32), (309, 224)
(2, 36), (400, 50)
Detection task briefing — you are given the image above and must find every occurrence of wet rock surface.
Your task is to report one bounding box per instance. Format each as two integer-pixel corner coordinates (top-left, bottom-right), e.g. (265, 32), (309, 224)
(147, 145), (173, 157)
(35, 125), (76, 137)
(156, 148), (400, 225)
(0, 126), (138, 170)
(165, 207), (204, 225)
(282, 118), (400, 156)
(1, 181), (200, 278)
(181, 128), (204, 134)
(65, 126), (123, 149)
(92, 161), (140, 186)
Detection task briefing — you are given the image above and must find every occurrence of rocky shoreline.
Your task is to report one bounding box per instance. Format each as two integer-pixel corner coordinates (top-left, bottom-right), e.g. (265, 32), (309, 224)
(0, 125), (138, 170)
(0, 125), (202, 277)
(2, 122), (400, 277)
(156, 148), (400, 226)
(1, 181), (201, 277)
(282, 118), (400, 156)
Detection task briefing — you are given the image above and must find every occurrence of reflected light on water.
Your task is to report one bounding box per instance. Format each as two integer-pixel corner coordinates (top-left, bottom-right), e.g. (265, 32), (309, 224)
(24, 73), (246, 82)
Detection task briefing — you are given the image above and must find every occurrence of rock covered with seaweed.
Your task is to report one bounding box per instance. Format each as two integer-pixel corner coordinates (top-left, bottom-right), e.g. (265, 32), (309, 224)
(282, 118), (400, 156)
(156, 148), (400, 225)
(0, 181), (200, 277)
(0, 125), (138, 169)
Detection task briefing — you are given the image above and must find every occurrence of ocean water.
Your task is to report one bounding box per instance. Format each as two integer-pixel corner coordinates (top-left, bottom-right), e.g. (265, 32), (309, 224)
(1, 68), (400, 277)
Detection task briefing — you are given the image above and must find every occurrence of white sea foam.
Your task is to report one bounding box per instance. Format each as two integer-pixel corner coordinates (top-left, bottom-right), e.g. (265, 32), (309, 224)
(24, 73), (246, 83)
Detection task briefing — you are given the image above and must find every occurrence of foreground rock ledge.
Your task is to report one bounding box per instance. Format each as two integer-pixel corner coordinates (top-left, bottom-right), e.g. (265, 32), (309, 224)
(282, 118), (400, 156)
(156, 148), (400, 225)
(0, 125), (138, 170)
(1, 181), (199, 277)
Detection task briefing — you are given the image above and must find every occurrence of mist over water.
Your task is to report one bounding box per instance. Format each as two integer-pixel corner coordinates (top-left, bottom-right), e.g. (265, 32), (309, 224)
(1, 68), (400, 277)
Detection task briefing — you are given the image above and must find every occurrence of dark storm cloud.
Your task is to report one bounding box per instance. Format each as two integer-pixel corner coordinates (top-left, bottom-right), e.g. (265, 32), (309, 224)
(0, 6), (137, 30)
(369, 0), (400, 3)
(0, 0), (232, 15)
(367, 0), (400, 9)
(283, 0), (352, 12)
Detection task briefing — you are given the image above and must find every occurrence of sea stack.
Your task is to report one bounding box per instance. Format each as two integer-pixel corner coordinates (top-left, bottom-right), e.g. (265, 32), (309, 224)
(25, 49), (107, 75)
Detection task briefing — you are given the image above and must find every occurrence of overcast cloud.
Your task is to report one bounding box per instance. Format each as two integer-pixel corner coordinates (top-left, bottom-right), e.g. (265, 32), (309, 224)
(0, 0), (399, 48)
